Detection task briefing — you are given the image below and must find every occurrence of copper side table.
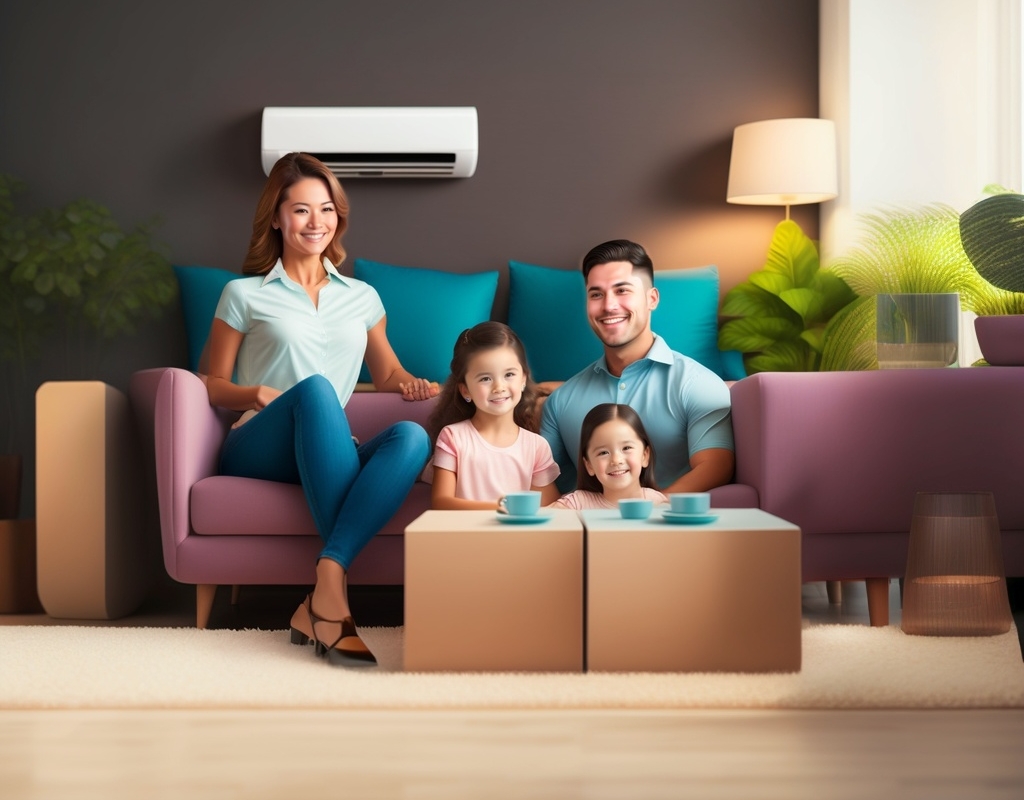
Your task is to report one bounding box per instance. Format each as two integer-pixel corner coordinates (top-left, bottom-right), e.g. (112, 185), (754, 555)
(901, 491), (1013, 636)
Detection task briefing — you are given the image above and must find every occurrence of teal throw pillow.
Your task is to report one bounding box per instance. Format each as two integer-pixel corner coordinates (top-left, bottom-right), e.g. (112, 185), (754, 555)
(652, 265), (728, 378)
(507, 261), (603, 382)
(173, 264), (243, 372)
(353, 258), (499, 384)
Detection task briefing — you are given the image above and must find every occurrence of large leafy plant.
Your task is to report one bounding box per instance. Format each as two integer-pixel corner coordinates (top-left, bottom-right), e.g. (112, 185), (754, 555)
(717, 220), (856, 373)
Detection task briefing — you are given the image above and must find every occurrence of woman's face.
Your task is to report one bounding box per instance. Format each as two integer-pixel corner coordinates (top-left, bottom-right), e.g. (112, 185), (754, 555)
(273, 177), (337, 260)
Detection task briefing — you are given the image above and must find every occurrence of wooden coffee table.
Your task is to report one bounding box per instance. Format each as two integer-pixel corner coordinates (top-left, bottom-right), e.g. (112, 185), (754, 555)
(581, 507), (802, 673)
(404, 509), (584, 672)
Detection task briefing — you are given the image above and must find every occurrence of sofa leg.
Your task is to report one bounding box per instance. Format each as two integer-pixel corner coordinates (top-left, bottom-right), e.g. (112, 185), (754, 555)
(196, 584), (217, 629)
(230, 585), (241, 605)
(826, 580), (842, 605)
(865, 578), (890, 627)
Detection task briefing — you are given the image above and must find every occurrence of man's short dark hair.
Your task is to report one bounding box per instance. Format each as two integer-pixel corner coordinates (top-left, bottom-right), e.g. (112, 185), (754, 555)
(581, 239), (654, 283)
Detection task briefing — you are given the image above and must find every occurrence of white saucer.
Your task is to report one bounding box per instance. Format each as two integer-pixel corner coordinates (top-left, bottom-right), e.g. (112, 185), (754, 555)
(660, 510), (718, 524)
(496, 512), (552, 525)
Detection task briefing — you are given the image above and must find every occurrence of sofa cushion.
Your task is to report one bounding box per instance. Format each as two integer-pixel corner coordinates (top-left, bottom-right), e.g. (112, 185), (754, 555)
(652, 266), (726, 378)
(173, 264), (243, 372)
(507, 260), (603, 382)
(353, 258), (499, 384)
(189, 477), (431, 538)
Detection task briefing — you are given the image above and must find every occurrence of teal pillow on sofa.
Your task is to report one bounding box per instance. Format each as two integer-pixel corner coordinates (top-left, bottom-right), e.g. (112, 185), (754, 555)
(173, 264), (243, 372)
(507, 260), (603, 382)
(353, 258), (499, 384)
(652, 265), (726, 378)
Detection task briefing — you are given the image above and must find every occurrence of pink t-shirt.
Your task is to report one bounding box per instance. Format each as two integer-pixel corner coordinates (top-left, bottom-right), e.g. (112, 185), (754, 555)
(549, 487), (668, 510)
(433, 419), (560, 502)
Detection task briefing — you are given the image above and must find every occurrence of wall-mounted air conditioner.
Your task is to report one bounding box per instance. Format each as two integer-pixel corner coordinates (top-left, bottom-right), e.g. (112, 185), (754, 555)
(261, 106), (478, 178)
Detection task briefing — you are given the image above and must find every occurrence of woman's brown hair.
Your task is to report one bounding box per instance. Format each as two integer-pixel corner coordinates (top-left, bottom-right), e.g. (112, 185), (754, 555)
(242, 153), (350, 274)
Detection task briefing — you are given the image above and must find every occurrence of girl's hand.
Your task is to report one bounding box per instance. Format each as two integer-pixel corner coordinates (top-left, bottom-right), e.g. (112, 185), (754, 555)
(400, 378), (440, 402)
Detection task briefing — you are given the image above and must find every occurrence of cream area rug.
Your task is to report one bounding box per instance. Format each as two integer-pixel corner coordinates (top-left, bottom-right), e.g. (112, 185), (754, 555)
(2, 623), (1023, 710)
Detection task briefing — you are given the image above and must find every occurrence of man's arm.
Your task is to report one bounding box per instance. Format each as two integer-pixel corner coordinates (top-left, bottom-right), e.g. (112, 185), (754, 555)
(661, 447), (734, 494)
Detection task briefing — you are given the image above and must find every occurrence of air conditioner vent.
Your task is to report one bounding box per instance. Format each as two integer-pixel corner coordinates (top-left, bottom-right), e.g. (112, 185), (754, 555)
(261, 107), (478, 179)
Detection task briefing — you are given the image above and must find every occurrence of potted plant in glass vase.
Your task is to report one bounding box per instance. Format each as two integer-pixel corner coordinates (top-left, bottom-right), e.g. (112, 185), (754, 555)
(958, 187), (1024, 365)
(0, 173), (177, 611)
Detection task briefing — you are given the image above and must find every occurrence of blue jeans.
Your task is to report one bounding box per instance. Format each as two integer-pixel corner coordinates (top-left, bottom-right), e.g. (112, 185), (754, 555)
(219, 375), (430, 568)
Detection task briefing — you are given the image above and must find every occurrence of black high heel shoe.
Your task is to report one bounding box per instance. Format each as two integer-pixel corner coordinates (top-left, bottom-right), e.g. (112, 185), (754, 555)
(289, 594), (317, 647)
(295, 594), (376, 667)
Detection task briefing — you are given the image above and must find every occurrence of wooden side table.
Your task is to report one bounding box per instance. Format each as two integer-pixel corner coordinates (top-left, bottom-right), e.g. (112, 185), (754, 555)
(404, 509), (584, 672)
(35, 381), (150, 619)
(582, 507), (802, 672)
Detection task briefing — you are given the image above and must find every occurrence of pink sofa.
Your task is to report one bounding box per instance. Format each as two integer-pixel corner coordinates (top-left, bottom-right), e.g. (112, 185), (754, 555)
(730, 368), (1024, 625)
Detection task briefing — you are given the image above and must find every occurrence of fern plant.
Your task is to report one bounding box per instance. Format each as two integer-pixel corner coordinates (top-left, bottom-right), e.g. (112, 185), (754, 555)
(717, 220), (856, 373)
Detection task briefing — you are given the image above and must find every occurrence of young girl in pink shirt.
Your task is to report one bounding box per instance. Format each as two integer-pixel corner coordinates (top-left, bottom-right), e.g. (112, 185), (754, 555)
(549, 403), (668, 510)
(428, 322), (560, 510)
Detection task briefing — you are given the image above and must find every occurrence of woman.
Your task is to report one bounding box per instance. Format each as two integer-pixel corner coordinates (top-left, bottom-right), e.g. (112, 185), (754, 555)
(206, 152), (437, 666)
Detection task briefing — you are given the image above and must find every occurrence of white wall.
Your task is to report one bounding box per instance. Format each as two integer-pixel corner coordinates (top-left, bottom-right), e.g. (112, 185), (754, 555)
(819, 0), (1021, 262)
(819, 0), (1022, 365)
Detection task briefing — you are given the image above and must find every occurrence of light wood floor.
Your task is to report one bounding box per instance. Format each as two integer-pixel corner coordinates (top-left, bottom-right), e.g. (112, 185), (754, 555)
(3, 581), (1024, 799)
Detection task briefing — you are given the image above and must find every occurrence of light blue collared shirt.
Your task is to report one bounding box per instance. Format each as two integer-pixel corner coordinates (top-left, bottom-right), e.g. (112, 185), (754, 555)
(540, 335), (734, 492)
(214, 258), (384, 407)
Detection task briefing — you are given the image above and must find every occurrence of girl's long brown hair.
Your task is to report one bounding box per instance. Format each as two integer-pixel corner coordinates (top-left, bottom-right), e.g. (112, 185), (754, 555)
(242, 153), (350, 274)
(427, 321), (540, 442)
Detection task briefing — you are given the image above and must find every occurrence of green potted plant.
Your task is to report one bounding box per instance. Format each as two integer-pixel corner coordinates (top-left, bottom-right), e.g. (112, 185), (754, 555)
(717, 219), (857, 373)
(0, 173), (177, 611)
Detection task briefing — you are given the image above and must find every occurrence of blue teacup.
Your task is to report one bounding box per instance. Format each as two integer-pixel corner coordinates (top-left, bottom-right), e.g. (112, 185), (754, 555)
(669, 492), (711, 514)
(619, 498), (654, 520)
(499, 491), (541, 516)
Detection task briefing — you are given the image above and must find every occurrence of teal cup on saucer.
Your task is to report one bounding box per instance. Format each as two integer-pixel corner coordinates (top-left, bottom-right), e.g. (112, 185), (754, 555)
(669, 492), (711, 514)
(499, 491), (541, 516)
(618, 498), (654, 520)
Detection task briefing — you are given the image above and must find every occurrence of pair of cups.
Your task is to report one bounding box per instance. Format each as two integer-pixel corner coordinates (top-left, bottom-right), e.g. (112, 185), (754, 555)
(498, 490), (542, 517)
(619, 492), (710, 520)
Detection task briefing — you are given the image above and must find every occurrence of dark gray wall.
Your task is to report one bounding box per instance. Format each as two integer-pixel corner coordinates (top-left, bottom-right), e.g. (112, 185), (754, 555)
(1, 0), (819, 516)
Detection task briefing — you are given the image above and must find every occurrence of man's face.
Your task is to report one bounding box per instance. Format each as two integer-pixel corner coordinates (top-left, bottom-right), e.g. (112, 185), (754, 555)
(585, 261), (658, 351)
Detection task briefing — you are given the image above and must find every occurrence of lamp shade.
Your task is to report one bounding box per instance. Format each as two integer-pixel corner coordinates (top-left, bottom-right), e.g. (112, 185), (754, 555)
(726, 118), (838, 207)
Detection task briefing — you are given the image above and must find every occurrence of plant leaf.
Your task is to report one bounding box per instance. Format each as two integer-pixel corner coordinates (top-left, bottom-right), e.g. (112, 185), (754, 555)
(764, 219), (819, 288)
(959, 193), (1024, 293)
(718, 316), (802, 352)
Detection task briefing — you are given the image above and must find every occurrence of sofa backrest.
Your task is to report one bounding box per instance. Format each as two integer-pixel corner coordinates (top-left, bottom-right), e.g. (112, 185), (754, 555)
(730, 368), (1024, 536)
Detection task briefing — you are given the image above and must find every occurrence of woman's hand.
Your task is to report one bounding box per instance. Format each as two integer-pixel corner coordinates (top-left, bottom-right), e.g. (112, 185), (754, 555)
(399, 378), (440, 402)
(254, 384), (283, 410)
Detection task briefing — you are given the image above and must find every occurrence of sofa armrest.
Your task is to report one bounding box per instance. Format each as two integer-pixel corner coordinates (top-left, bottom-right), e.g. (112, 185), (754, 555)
(154, 368), (236, 567)
(344, 392), (438, 445)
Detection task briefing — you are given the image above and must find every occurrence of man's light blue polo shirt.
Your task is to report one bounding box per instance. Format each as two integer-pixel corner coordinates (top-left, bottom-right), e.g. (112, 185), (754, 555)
(540, 335), (733, 492)
(214, 258), (384, 407)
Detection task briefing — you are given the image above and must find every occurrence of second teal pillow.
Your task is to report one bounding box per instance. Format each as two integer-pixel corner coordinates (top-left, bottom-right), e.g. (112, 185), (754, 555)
(353, 258), (499, 384)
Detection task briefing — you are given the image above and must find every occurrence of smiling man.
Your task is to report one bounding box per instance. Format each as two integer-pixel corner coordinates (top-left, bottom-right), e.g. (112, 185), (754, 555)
(540, 239), (734, 494)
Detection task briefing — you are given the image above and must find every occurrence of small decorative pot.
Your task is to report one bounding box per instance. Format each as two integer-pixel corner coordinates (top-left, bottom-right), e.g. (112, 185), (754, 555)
(974, 315), (1024, 366)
